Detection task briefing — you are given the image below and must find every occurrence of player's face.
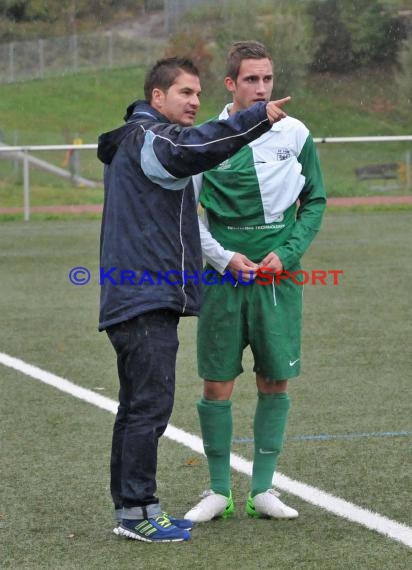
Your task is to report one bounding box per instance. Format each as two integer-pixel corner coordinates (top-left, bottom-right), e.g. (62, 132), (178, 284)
(152, 71), (201, 126)
(225, 58), (273, 114)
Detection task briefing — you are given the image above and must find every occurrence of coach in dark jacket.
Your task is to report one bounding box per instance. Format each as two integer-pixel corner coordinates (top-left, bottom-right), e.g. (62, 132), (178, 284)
(97, 56), (289, 543)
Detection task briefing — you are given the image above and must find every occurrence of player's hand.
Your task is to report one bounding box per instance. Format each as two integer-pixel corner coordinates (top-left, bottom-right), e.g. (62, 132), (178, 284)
(227, 253), (258, 282)
(258, 251), (283, 274)
(266, 97), (291, 124)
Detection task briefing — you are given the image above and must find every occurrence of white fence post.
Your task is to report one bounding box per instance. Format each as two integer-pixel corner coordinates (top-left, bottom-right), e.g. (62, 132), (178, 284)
(13, 131), (19, 180)
(23, 150), (30, 222)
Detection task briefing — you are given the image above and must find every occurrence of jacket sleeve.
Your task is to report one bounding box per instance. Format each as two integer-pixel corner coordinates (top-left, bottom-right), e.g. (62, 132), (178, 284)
(140, 102), (271, 185)
(273, 134), (327, 269)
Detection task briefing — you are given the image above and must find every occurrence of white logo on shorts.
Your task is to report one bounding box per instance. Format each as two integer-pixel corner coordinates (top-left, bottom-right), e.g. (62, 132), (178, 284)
(289, 359), (300, 366)
(259, 448), (275, 454)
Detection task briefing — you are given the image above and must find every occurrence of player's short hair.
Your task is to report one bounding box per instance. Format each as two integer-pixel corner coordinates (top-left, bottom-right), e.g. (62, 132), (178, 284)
(226, 41), (273, 80)
(144, 57), (200, 101)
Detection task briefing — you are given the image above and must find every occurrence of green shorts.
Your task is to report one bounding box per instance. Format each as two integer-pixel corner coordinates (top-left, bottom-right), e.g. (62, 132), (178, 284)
(197, 266), (303, 381)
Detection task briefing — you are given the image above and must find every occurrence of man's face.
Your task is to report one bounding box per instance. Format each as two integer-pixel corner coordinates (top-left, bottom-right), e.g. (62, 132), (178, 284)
(151, 71), (201, 126)
(225, 58), (273, 114)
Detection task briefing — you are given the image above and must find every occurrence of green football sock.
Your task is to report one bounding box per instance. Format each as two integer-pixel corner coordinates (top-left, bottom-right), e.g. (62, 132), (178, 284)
(197, 398), (232, 497)
(251, 392), (291, 497)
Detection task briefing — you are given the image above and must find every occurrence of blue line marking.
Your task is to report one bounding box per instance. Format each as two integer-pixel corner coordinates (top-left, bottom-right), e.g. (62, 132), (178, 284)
(232, 431), (411, 444)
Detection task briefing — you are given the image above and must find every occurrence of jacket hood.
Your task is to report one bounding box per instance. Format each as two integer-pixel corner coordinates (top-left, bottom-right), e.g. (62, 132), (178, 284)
(97, 100), (167, 165)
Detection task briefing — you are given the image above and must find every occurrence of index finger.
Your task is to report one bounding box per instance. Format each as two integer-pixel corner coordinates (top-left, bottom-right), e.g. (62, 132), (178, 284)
(271, 96), (291, 107)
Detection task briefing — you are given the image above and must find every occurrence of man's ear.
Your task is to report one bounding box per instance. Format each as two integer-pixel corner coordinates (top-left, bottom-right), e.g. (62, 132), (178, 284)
(151, 88), (165, 110)
(224, 76), (236, 94)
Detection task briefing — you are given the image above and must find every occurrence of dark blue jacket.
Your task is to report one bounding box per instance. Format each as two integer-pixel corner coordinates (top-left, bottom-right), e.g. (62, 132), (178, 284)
(97, 99), (271, 330)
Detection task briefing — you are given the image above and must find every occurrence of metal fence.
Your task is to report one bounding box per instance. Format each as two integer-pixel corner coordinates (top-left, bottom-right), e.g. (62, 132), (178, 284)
(0, 0), (232, 83)
(0, 31), (167, 84)
(0, 137), (411, 221)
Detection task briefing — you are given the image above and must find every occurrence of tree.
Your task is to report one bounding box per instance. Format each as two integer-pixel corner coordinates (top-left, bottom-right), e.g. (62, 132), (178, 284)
(309, 0), (406, 72)
(340, 0), (405, 66)
(396, 36), (412, 104)
(0, 1), (30, 21)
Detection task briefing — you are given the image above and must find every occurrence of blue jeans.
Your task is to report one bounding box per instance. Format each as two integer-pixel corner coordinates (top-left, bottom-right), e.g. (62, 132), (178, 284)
(107, 310), (179, 510)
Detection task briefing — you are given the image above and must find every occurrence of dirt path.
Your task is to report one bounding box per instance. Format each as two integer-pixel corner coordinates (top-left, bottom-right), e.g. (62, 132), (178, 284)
(1, 195), (412, 215)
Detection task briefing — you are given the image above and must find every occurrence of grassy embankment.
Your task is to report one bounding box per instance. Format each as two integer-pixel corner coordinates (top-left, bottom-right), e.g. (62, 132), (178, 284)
(0, 64), (410, 217)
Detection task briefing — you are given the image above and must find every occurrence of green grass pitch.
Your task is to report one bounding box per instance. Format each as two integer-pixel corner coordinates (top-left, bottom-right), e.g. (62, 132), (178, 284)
(1, 210), (411, 568)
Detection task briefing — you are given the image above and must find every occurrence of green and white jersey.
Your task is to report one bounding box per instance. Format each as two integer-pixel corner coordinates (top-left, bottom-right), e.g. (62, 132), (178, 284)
(194, 104), (326, 272)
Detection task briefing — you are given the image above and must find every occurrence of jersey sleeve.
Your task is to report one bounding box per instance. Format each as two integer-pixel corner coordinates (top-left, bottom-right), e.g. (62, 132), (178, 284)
(194, 173), (235, 273)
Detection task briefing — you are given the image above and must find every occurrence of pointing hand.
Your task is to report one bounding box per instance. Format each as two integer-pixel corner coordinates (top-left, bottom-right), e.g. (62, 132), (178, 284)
(266, 97), (291, 124)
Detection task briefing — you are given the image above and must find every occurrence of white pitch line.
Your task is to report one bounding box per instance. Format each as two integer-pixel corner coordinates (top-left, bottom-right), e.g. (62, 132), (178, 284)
(1, 351), (411, 549)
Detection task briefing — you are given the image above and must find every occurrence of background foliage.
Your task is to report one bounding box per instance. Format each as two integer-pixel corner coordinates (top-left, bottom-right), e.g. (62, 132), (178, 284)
(308, 0), (408, 72)
(396, 35), (412, 103)
(166, 0), (313, 98)
(0, 0), (147, 38)
(1, 0), (411, 101)
(164, 0), (411, 100)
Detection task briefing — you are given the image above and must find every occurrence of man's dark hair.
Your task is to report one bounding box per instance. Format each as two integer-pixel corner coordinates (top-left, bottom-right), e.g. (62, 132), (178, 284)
(226, 41), (273, 80)
(144, 57), (199, 101)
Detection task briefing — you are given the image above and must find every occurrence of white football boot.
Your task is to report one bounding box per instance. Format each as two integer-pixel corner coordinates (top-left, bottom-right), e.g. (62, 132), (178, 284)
(185, 490), (234, 522)
(246, 489), (298, 519)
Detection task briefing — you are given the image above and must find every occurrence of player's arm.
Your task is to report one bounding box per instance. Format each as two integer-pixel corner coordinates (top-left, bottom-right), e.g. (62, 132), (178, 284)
(141, 98), (290, 186)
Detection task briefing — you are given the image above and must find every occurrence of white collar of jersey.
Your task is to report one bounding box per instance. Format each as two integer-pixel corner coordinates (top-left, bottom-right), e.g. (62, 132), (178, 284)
(220, 103), (283, 131)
